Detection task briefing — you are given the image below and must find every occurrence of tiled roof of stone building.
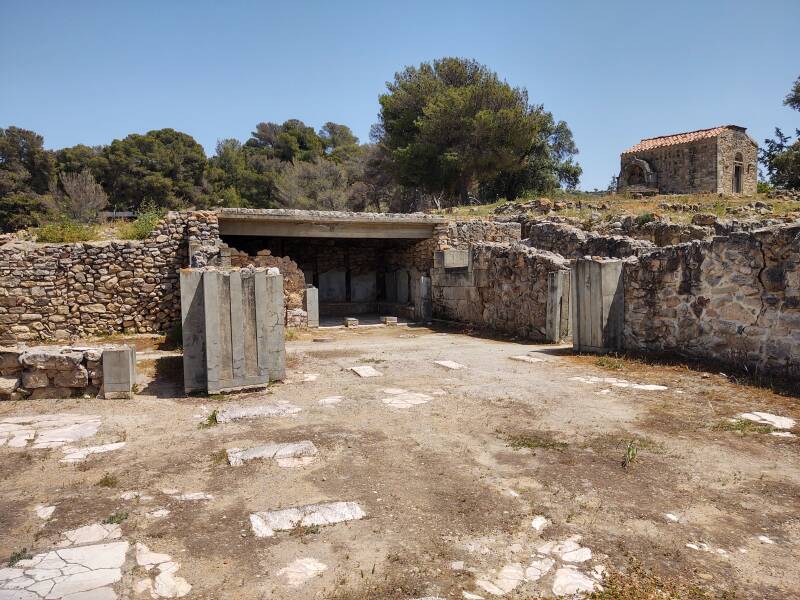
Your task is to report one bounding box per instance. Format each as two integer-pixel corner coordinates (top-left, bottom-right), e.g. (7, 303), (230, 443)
(622, 125), (747, 154)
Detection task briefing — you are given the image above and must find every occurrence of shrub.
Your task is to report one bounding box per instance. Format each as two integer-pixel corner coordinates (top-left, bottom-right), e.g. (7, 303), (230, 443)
(33, 218), (99, 243)
(634, 212), (655, 227)
(118, 203), (166, 240)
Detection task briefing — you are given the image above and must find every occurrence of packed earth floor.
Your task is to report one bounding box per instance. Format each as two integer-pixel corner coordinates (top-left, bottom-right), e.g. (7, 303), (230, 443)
(1, 327), (799, 599)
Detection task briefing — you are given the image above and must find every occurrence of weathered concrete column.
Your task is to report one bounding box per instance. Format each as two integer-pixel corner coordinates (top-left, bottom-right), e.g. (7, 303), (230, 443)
(304, 285), (319, 328)
(102, 346), (137, 399)
(415, 275), (433, 322)
(180, 267), (286, 394)
(180, 269), (206, 393)
(545, 270), (570, 343)
(571, 258), (624, 353)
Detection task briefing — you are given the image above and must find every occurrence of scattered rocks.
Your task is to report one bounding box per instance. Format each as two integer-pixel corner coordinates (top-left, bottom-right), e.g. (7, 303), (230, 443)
(530, 516), (549, 531)
(135, 542), (192, 597)
(569, 375), (667, 391)
(34, 505), (55, 520)
(249, 501), (366, 538)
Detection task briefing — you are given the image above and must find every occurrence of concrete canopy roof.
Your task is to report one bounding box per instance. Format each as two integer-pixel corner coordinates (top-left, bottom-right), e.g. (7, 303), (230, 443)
(217, 208), (447, 239)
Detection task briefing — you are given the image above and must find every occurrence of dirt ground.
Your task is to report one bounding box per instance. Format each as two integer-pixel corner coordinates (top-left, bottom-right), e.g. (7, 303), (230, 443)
(1, 326), (799, 599)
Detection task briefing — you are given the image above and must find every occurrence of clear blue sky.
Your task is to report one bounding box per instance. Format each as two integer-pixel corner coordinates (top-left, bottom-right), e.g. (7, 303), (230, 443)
(2, 0), (798, 191)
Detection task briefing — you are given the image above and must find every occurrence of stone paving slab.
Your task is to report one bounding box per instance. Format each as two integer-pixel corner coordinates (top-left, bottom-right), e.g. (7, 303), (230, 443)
(249, 501), (366, 537)
(216, 402), (301, 423)
(349, 366), (382, 378)
(227, 441), (318, 467)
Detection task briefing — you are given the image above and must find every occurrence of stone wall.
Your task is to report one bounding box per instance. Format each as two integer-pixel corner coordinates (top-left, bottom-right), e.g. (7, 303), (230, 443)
(624, 224), (800, 377)
(524, 222), (655, 258)
(0, 345), (131, 400)
(432, 242), (570, 340)
(439, 220), (522, 248)
(0, 211), (219, 343)
(716, 128), (758, 195)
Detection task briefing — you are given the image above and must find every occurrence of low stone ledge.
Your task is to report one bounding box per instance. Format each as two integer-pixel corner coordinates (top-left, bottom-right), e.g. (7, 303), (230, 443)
(0, 344), (136, 400)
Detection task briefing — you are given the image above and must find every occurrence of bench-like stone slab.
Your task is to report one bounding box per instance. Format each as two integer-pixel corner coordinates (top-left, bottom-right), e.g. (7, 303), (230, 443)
(227, 441), (318, 467)
(249, 501), (365, 537)
(216, 402), (301, 423)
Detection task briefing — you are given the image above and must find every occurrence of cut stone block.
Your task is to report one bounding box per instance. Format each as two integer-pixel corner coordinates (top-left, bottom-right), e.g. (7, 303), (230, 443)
(381, 389), (432, 409)
(216, 402), (301, 423)
(227, 441), (318, 467)
(344, 318), (359, 328)
(102, 346), (136, 399)
(380, 316), (398, 326)
(249, 501), (365, 537)
(350, 365), (382, 378)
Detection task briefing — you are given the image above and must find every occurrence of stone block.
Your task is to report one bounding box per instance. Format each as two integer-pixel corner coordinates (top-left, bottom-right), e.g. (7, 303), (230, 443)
(344, 318), (359, 328)
(28, 386), (73, 400)
(0, 375), (20, 396)
(304, 286), (319, 328)
(0, 348), (21, 369)
(380, 316), (398, 326)
(21, 369), (49, 388)
(102, 346), (137, 399)
(54, 366), (89, 388)
(20, 350), (83, 370)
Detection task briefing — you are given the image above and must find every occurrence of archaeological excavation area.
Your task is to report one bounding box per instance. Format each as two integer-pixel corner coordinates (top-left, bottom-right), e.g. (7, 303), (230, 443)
(0, 207), (799, 599)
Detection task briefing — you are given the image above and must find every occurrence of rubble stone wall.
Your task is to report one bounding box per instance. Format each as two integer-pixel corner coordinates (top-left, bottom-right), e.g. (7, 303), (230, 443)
(432, 242), (570, 340)
(440, 220), (522, 248)
(0, 346), (109, 400)
(0, 211), (219, 343)
(524, 222), (655, 258)
(624, 224), (800, 377)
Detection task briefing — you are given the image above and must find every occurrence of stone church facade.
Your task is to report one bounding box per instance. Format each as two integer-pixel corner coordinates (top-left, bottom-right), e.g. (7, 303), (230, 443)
(618, 125), (758, 195)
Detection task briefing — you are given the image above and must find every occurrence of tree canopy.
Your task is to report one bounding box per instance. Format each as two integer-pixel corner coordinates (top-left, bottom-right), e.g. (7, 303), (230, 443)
(761, 76), (800, 190)
(376, 57), (580, 205)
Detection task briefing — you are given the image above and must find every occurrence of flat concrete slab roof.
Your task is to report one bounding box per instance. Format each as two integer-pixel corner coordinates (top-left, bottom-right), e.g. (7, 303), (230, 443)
(217, 208), (447, 239)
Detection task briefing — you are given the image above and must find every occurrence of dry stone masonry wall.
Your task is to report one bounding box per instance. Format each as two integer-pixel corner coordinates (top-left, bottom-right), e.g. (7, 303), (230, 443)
(524, 222), (655, 258)
(432, 242), (569, 340)
(624, 224), (800, 377)
(0, 211), (219, 343)
(0, 345), (132, 400)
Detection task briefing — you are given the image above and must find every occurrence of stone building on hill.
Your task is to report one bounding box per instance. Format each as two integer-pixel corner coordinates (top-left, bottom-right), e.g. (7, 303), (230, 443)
(618, 125), (757, 196)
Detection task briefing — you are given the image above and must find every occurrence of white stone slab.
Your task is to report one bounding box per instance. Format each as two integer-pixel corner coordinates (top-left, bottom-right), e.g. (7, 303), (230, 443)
(250, 501), (365, 537)
(227, 441), (318, 467)
(276, 557), (328, 586)
(135, 543), (172, 568)
(530, 515), (548, 531)
(525, 557), (555, 581)
(475, 563), (524, 595)
(318, 396), (343, 406)
(58, 524), (122, 547)
(46, 568), (122, 597)
(216, 402), (301, 423)
(552, 567), (596, 596)
(434, 360), (466, 370)
(153, 572), (191, 597)
(738, 412), (795, 430)
(349, 366), (382, 378)
(60, 442), (125, 463)
(171, 492), (213, 501)
(510, 356), (544, 364)
(35, 505), (56, 520)
(56, 541), (128, 570)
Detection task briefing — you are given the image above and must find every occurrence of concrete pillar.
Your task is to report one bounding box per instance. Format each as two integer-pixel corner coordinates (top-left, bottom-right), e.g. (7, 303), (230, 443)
(262, 270), (286, 381)
(304, 286), (319, 328)
(546, 271), (570, 343)
(415, 275), (432, 322)
(572, 258), (624, 353)
(102, 346), (137, 399)
(180, 269), (206, 393)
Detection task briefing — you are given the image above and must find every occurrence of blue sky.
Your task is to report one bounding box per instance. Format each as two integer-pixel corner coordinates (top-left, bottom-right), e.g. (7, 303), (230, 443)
(2, 0), (798, 191)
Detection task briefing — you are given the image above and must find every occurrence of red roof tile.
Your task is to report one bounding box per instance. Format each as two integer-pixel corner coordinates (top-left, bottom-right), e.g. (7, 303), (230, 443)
(622, 125), (745, 155)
